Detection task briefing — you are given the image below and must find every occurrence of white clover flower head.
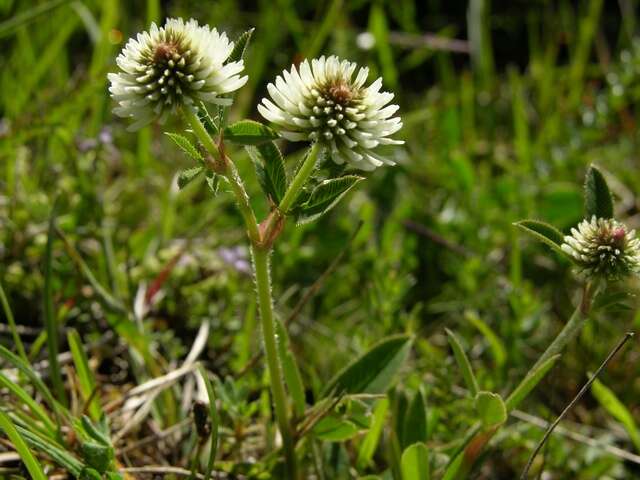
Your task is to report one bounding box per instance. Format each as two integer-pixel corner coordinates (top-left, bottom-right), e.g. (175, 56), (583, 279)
(561, 216), (640, 280)
(108, 18), (248, 130)
(258, 55), (403, 171)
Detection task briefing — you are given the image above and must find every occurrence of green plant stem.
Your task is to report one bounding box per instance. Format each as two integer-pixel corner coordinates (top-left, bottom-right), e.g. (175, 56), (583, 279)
(530, 281), (598, 373)
(185, 107), (217, 153)
(253, 246), (297, 478)
(452, 281), (600, 478)
(184, 108), (296, 477)
(278, 142), (322, 213)
(184, 108), (261, 244)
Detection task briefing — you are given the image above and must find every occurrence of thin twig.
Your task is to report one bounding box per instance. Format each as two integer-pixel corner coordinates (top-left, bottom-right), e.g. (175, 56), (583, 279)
(521, 331), (635, 479)
(511, 410), (640, 465)
(443, 378), (640, 466)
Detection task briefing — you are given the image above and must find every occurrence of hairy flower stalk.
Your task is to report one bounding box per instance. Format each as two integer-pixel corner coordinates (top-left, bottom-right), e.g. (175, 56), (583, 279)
(561, 216), (640, 280)
(109, 18), (247, 130)
(258, 55), (403, 170)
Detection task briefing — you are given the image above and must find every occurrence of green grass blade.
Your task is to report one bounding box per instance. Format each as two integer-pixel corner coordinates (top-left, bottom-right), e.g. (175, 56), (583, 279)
(0, 373), (56, 434)
(57, 228), (127, 314)
(591, 377), (640, 452)
(68, 329), (103, 420)
(369, 3), (398, 88)
(445, 329), (479, 397)
(465, 311), (506, 368)
(198, 366), (220, 480)
(0, 0), (71, 39)
(304, 0), (343, 58)
(0, 410), (47, 480)
(276, 319), (306, 418)
(44, 200), (67, 407)
(16, 425), (84, 476)
(357, 398), (389, 469)
(0, 278), (28, 363)
(0, 346), (61, 428)
(506, 354), (560, 412)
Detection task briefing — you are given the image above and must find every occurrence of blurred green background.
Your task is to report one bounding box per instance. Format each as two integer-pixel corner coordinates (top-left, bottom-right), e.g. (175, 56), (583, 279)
(2, 0), (640, 477)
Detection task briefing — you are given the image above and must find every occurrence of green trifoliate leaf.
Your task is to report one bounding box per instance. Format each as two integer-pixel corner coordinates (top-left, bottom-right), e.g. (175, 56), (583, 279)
(474, 391), (507, 429)
(514, 219), (567, 255)
(229, 28), (254, 63)
(321, 334), (413, 397)
(178, 166), (204, 190)
(165, 132), (203, 161)
(584, 165), (614, 219)
(246, 142), (287, 203)
(105, 473), (124, 480)
(400, 442), (431, 480)
(223, 120), (278, 145)
(295, 175), (364, 224)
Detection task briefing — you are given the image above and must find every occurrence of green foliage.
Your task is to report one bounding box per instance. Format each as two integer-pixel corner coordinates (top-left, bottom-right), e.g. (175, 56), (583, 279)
(223, 120), (278, 145)
(591, 378), (640, 452)
(294, 175), (364, 224)
(229, 28), (254, 63)
(322, 335), (413, 397)
(198, 366), (220, 480)
(474, 391), (507, 429)
(514, 219), (567, 255)
(400, 442), (430, 480)
(165, 132), (204, 162)
(177, 166), (205, 189)
(402, 390), (428, 447)
(584, 165), (614, 219)
(445, 328), (479, 397)
(246, 142), (288, 204)
(0, 410), (47, 480)
(506, 354), (561, 411)
(2, 1), (640, 478)
(68, 330), (103, 420)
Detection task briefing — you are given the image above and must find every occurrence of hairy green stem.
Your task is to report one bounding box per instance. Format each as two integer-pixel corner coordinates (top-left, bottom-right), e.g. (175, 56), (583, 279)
(184, 107), (217, 153)
(452, 281), (600, 478)
(184, 108), (296, 477)
(279, 142), (322, 213)
(530, 281), (598, 372)
(184, 108), (261, 244)
(252, 246), (297, 477)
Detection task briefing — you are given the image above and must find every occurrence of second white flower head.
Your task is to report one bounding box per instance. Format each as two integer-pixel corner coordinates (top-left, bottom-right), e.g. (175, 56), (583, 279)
(258, 56), (403, 170)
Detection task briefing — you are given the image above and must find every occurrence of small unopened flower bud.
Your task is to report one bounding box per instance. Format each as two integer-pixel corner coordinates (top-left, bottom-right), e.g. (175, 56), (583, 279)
(108, 18), (248, 130)
(258, 55), (403, 171)
(561, 216), (640, 280)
